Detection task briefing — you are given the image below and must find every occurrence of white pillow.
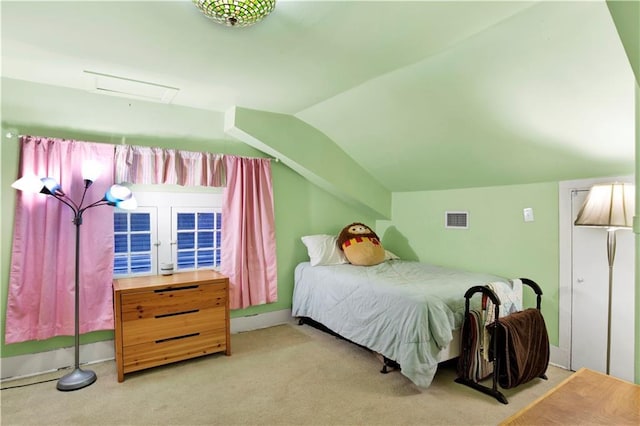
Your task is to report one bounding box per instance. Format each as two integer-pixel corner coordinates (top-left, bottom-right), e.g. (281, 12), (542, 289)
(384, 250), (400, 261)
(301, 234), (348, 266)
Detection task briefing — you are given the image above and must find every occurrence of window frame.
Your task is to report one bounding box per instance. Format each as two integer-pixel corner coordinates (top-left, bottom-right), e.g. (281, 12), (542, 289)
(172, 207), (222, 272)
(112, 206), (158, 278)
(112, 186), (223, 278)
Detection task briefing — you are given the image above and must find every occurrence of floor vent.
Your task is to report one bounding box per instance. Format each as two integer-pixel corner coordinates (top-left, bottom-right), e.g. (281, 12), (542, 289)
(445, 211), (469, 229)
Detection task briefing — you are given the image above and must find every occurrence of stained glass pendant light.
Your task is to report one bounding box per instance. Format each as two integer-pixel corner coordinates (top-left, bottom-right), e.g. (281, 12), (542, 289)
(193, 0), (275, 27)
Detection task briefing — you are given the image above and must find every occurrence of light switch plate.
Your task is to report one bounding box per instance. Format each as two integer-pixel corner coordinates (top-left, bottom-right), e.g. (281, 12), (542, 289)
(523, 207), (534, 222)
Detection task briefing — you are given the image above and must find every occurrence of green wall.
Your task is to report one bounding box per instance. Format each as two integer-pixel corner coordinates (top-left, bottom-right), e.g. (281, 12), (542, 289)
(377, 182), (560, 345)
(0, 78), (375, 360)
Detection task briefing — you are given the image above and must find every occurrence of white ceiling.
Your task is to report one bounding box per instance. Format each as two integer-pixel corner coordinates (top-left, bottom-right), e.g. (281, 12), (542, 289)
(1, 0), (635, 192)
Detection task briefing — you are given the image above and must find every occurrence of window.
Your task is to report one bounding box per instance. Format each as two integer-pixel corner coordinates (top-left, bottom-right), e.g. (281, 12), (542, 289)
(173, 209), (222, 271)
(113, 188), (223, 278)
(113, 208), (157, 276)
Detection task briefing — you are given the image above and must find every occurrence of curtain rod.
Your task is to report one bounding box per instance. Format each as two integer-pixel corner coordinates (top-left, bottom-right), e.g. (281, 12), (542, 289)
(7, 131), (280, 163)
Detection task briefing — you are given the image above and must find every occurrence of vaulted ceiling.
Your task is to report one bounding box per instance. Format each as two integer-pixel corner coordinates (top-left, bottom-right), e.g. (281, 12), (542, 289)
(1, 1), (636, 192)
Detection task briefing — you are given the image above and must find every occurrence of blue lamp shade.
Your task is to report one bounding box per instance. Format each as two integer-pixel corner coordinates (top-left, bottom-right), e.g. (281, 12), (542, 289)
(105, 184), (137, 211)
(12, 175), (62, 195)
(41, 178), (63, 195)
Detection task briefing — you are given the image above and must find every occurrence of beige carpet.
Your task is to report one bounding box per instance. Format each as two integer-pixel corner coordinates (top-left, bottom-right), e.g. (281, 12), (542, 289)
(1, 321), (572, 425)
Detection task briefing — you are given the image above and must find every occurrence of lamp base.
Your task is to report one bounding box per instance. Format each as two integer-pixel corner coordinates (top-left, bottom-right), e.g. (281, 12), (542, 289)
(56, 367), (97, 391)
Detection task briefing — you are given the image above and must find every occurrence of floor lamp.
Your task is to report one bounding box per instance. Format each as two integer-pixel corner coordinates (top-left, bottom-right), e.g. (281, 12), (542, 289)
(574, 182), (634, 375)
(12, 165), (136, 391)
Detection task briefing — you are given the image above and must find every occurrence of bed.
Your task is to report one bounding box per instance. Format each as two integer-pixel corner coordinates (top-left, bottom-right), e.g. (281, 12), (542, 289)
(292, 259), (512, 388)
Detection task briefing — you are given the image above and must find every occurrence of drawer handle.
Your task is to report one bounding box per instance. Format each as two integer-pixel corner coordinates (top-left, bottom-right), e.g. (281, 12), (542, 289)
(155, 332), (200, 344)
(154, 285), (199, 293)
(155, 309), (199, 319)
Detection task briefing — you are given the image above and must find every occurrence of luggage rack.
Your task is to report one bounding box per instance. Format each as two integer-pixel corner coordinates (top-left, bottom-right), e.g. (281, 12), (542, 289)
(455, 278), (548, 404)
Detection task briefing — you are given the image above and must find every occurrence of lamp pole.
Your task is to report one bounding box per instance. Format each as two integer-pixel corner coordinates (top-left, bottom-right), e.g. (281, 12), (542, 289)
(605, 228), (618, 376)
(55, 201), (95, 390)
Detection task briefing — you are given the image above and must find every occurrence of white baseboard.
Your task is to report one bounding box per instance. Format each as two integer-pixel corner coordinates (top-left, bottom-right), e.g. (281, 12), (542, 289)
(1, 309), (293, 381)
(230, 308), (292, 334)
(0, 340), (115, 382)
(549, 345), (570, 370)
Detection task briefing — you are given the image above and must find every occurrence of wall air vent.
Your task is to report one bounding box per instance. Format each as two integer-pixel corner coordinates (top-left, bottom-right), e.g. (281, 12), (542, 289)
(445, 211), (469, 229)
(83, 71), (179, 104)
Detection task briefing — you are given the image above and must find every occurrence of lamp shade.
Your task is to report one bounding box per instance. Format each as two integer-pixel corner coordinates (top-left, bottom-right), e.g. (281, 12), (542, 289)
(41, 178), (63, 195)
(574, 182), (634, 229)
(12, 175), (62, 195)
(115, 197), (138, 211)
(104, 184), (137, 211)
(12, 175), (47, 193)
(81, 160), (103, 183)
(193, 0), (275, 27)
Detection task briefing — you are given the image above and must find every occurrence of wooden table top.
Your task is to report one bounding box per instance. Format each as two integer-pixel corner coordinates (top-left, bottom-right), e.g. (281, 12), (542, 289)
(500, 367), (640, 425)
(113, 270), (228, 292)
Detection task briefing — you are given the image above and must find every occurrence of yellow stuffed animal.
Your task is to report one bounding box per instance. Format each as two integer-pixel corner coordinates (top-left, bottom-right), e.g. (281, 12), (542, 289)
(337, 222), (385, 266)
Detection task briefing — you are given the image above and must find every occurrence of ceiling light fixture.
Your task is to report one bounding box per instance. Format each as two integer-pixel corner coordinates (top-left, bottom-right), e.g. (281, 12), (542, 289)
(193, 0), (275, 27)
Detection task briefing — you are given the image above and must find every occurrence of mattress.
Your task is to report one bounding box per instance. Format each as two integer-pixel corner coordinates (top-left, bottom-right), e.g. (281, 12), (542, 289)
(292, 259), (509, 388)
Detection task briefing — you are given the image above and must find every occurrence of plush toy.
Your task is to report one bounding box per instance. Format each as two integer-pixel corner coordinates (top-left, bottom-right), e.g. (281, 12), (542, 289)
(337, 222), (385, 266)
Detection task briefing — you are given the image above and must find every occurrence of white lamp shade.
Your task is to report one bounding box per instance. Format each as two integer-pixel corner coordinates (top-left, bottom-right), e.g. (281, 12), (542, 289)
(12, 175), (61, 195)
(81, 160), (103, 183)
(12, 175), (47, 193)
(116, 196), (138, 211)
(574, 182), (634, 229)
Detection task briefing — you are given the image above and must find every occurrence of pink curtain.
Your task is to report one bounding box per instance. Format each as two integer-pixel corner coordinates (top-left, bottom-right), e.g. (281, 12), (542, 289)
(221, 156), (278, 309)
(5, 136), (116, 344)
(114, 145), (225, 187)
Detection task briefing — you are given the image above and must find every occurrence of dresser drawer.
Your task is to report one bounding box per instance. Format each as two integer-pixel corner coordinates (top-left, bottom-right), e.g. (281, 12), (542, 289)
(120, 284), (226, 321)
(122, 306), (226, 347)
(123, 330), (227, 374)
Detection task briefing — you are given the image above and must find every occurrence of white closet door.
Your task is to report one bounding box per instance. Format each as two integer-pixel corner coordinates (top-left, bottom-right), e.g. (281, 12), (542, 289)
(571, 189), (635, 381)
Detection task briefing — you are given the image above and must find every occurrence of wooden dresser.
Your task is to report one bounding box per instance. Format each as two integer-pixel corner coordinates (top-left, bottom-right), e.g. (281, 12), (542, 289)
(113, 270), (230, 382)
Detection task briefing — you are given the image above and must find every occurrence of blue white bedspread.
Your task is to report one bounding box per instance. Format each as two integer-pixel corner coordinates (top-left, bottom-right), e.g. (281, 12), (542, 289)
(292, 260), (509, 388)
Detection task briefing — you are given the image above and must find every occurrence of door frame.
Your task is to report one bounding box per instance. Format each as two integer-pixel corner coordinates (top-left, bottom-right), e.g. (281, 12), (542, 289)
(557, 175), (634, 370)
